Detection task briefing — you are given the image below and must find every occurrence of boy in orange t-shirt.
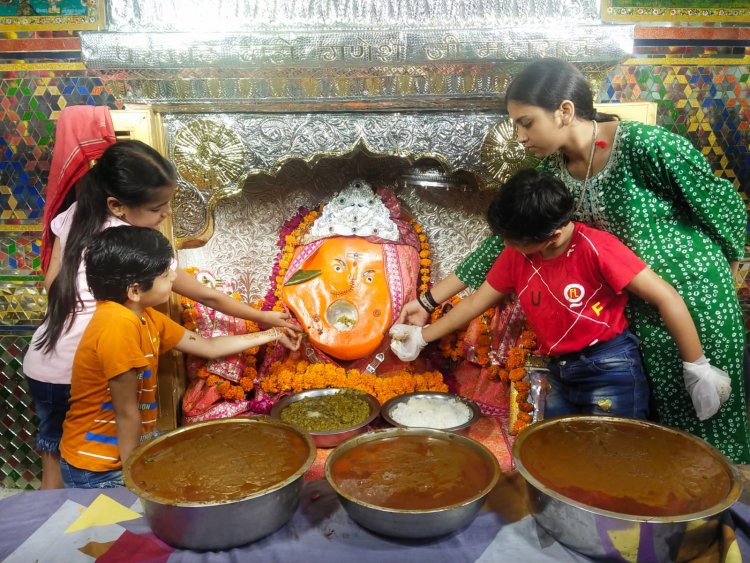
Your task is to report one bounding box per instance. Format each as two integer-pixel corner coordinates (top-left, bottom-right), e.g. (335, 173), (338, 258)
(60, 226), (301, 488)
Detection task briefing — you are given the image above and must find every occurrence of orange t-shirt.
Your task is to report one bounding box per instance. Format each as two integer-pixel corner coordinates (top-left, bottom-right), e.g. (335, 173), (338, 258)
(61, 301), (185, 472)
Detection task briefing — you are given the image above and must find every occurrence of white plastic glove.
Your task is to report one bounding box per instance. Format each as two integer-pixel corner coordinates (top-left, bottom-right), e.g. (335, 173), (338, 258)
(389, 324), (428, 362)
(682, 355), (732, 421)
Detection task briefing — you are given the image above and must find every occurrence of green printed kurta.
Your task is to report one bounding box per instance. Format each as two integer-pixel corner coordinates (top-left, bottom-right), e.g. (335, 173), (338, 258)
(456, 121), (750, 463)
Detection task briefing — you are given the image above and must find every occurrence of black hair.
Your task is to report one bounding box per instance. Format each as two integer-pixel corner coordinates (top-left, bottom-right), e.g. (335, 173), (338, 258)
(505, 58), (619, 123)
(487, 169), (574, 244)
(36, 140), (176, 353)
(85, 226), (174, 304)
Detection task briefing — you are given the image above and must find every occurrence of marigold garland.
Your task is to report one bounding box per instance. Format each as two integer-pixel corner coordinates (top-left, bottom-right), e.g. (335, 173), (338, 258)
(409, 219), (431, 295)
(260, 360), (447, 405)
(430, 297), (496, 369)
(263, 207), (320, 313)
(431, 296), (465, 362)
(504, 328), (539, 434)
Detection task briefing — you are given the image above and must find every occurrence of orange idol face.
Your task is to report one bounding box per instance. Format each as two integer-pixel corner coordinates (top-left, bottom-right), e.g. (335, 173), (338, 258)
(282, 237), (393, 360)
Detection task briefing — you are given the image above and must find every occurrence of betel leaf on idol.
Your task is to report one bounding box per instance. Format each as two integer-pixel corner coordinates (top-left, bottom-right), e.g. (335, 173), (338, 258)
(284, 269), (322, 286)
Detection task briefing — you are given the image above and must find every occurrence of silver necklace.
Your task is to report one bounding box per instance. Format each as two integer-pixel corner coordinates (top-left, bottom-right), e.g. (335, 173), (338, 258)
(563, 120), (598, 216)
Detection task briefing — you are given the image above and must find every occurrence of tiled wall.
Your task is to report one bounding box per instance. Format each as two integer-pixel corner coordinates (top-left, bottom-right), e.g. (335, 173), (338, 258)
(1, 26), (749, 489)
(1, 31), (120, 488)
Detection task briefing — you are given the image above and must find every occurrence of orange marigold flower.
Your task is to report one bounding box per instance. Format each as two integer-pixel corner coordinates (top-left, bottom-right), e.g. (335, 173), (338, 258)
(517, 411), (533, 423)
(206, 375), (221, 387)
(512, 420), (528, 434)
(239, 377), (254, 391)
(508, 368), (527, 382)
(518, 402), (534, 413)
(498, 368), (510, 383)
(476, 334), (491, 346)
(514, 380), (531, 392)
(515, 392), (529, 403)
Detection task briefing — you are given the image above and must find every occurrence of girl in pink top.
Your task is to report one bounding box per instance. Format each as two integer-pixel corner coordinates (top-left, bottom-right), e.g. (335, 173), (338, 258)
(24, 140), (299, 489)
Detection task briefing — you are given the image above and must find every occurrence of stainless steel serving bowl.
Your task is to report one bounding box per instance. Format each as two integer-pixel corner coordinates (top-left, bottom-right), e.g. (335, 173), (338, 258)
(123, 417), (316, 550)
(513, 416), (742, 562)
(381, 391), (481, 434)
(270, 387), (380, 448)
(325, 427), (501, 538)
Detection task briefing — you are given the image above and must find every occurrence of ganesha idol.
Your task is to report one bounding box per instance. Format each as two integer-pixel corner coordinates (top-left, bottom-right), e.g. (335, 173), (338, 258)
(273, 180), (428, 373)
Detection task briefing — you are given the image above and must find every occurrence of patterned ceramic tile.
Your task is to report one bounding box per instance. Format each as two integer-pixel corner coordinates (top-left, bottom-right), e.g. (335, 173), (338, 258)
(0, 73), (120, 227)
(0, 335), (40, 490)
(601, 64), (750, 196)
(0, 281), (46, 326)
(0, 231), (42, 274)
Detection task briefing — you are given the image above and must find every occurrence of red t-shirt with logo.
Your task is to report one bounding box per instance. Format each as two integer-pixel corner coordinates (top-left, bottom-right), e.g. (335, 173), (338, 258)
(486, 222), (647, 356)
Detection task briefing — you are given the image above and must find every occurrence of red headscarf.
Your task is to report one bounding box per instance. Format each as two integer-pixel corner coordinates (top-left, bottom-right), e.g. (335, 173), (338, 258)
(41, 105), (116, 273)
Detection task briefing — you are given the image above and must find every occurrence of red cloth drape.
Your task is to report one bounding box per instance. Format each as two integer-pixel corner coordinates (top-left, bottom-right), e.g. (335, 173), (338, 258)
(41, 105), (116, 273)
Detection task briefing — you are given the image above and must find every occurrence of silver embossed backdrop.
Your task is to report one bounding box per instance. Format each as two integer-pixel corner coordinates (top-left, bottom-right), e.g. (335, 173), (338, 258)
(167, 112), (527, 297)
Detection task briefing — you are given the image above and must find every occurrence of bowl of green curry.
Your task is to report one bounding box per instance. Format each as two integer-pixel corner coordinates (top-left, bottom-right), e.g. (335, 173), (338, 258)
(270, 387), (381, 448)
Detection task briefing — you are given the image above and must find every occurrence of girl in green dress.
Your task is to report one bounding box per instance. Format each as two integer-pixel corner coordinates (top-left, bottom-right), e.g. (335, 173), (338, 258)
(399, 58), (750, 463)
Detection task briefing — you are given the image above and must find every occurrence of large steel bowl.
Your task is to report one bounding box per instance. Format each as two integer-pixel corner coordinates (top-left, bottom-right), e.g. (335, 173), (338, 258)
(513, 416), (742, 562)
(270, 387), (380, 448)
(325, 427), (501, 538)
(381, 391), (481, 434)
(123, 417), (316, 550)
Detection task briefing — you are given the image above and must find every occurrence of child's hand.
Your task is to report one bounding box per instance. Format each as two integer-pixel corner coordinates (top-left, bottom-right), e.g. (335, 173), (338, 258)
(277, 327), (303, 351)
(397, 299), (431, 326)
(261, 310), (302, 332)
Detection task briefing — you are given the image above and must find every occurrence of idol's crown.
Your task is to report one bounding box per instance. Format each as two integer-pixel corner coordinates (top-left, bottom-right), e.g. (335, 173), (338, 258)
(305, 179), (399, 242)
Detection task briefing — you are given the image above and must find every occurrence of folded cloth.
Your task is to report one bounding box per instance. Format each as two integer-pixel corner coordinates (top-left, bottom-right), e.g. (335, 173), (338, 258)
(41, 105), (116, 272)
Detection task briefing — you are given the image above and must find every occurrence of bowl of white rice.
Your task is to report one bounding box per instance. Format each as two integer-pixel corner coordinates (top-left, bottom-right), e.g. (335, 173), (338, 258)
(381, 392), (481, 433)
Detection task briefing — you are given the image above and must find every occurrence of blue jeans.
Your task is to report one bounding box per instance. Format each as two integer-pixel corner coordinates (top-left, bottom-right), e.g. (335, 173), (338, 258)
(26, 377), (70, 453)
(60, 458), (124, 489)
(545, 330), (649, 419)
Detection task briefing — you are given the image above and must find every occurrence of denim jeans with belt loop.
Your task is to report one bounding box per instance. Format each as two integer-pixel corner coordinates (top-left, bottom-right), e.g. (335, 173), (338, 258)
(545, 330), (650, 419)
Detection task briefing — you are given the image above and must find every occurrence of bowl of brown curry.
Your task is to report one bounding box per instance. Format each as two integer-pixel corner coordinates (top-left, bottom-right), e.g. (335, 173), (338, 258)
(325, 427), (501, 538)
(513, 416), (741, 561)
(123, 417), (316, 550)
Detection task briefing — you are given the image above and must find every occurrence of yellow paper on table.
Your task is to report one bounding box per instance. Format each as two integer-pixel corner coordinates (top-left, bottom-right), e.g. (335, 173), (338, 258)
(65, 494), (141, 533)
